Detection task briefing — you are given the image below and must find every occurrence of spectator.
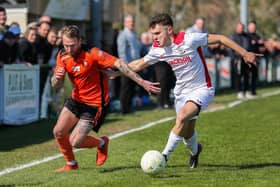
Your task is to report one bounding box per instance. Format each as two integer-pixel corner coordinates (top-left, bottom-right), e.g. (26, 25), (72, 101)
(35, 21), (51, 64)
(27, 21), (39, 30)
(140, 32), (153, 57)
(17, 26), (38, 64)
(264, 37), (280, 58)
(39, 15), (52, 24)
(45, 27), (58, 65)
(137, 31), (154, 106)
(208, 43), (229, 59)
(56, 28), (63, 50)
(117, 15), (141, 114)
(8, 24), (21, 41)
(40, 27), (59, 119)
(48, 27), (61, 67)
(0, 31), (18, 65)
(230, 22), (250, 99)
(186, 17), (210, 57)
(109, 23), (121, 103)
(153, 61), (175, 109)
(247, 21), (265, 97)
(34, 21), (52, 104)
(0, 6), (9, 40)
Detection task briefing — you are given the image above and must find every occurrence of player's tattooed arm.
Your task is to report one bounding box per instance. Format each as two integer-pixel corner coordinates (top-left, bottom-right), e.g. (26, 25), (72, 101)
(108, 58), (149, 79)
(114, 59), (145, 84)
(127, 58), (150, 72)
(113, 59), (161, 95)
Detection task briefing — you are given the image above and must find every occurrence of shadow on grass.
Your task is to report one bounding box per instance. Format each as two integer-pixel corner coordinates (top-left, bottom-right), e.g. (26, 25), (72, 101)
(0, 113), (127, 152)
(92, 164), (182, 178)
(201, 163), (280, 170)
(0, 119), (55, 151)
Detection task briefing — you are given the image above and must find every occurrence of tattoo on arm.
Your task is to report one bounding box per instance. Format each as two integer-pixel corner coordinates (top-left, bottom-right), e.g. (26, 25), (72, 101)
(117, 61), (143, 83)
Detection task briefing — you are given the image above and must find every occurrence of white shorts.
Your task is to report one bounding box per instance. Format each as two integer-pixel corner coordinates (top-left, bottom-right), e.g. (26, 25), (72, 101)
(174, 87), (215, 118)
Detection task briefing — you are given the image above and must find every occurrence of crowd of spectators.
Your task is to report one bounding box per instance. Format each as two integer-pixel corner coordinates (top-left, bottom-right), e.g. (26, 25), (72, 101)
(0, 7), (62, 68)
(0, 6), (64, 119)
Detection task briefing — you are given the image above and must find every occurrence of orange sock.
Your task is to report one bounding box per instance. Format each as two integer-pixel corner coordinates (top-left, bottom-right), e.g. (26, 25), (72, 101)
(55, 134), (75, 162)
(79, 136), (101, 148)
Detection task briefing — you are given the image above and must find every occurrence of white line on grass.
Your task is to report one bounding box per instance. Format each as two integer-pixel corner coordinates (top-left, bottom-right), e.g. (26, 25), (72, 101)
(0, 116), (175, 177)
(0, 89), (279, 177)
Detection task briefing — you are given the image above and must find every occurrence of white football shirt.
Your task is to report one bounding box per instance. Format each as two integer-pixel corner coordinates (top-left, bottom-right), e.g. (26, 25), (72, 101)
(143, 32), (212, 98)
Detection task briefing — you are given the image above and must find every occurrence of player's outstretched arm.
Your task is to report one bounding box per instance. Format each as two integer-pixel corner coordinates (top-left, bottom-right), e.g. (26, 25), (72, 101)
(113, 59), (161, 95)
(127, 58), (150, 72)
(106, 58), (149, 79)
(207, 34), (263, 66)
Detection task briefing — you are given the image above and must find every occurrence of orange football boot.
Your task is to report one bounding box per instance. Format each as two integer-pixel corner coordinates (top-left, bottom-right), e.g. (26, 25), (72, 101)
(54, 163), (79, 172)
(96, 136), (109, 166)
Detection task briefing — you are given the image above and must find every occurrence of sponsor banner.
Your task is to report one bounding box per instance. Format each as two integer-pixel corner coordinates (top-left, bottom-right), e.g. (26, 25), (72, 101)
(276, 58), (280, 81)
(258, 57), (267, 82)
(267, 58), (277, 82)
(0, 67), (3, 124)
(219, 57), (231, 89)
(206, 58), (216, 88)
(2, 65), (40, 125)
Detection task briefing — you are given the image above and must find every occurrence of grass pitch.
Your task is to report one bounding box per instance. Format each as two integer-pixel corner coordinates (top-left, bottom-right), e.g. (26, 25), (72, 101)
(0, 87), (280, 186)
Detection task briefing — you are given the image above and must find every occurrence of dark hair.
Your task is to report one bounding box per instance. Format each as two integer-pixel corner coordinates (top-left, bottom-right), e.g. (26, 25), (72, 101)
(0, 6), (6, 13)
(149, 13), (173, 28)
(248, 20), (256, 25)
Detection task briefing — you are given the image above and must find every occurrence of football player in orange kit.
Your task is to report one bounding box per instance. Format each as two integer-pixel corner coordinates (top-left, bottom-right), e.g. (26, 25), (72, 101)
(51, 25), (161, 172)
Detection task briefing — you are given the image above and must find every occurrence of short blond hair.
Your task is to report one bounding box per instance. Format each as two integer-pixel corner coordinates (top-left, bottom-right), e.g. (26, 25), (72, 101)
(61, 25), (81, 39)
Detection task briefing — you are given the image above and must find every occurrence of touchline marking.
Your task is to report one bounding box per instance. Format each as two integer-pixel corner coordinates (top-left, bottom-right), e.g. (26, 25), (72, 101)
(0, 116), (175, 177)
(0, 90), (279, 177)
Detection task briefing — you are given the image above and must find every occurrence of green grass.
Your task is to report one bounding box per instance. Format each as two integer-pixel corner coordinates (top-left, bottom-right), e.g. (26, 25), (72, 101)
(0, 87), (280, 186)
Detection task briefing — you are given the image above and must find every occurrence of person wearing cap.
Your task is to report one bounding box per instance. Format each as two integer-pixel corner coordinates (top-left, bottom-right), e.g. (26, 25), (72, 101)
(8, 24), (21, 40)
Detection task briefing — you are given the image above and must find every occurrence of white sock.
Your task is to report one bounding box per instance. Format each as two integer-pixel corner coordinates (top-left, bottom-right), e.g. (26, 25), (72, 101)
(99, 138), (105, 148)
(183, 131), (198, 156)
(67, 160), (77, 166)
(162, 131), (183, 159)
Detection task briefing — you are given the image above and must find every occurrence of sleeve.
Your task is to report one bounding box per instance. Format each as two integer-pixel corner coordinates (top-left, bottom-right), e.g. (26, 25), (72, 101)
(90, 48), (117, 69)
(53, 51), (66, 74)
(186, 32), (208, 49)
(143, 47), (161, 65)
(116, 31), (128, 63)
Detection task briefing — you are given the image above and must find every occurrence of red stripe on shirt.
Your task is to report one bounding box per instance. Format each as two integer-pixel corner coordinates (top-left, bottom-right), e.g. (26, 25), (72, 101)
(197, 47), (212, 88)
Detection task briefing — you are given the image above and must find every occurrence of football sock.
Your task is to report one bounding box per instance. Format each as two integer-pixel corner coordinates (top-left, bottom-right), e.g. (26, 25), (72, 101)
(79, 136), (101, 148)
(67, 160), (77, 166)
(162, 131), (183, 159)
(99, 138), (105, 148)
(55, 134), (75, 162)
(183, 131), (198, 156)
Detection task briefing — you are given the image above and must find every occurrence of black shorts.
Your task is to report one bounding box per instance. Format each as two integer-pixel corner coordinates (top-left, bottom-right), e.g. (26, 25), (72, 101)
(64, 98), (109, 133)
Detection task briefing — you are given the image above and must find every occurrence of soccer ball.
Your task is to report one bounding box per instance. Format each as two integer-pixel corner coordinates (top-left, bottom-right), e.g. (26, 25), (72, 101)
(140, 150), (166, 175)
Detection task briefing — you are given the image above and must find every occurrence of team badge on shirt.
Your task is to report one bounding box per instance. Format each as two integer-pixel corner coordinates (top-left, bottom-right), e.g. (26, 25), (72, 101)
(72, 66), (81, 72)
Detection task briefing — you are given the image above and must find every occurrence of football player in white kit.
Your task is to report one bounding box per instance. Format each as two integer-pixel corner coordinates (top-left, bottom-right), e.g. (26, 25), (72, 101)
(122, 13), (261, 168)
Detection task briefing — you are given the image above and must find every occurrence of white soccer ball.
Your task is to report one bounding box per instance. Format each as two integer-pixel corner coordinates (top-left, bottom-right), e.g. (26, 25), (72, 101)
(140, 150), (166, 175)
